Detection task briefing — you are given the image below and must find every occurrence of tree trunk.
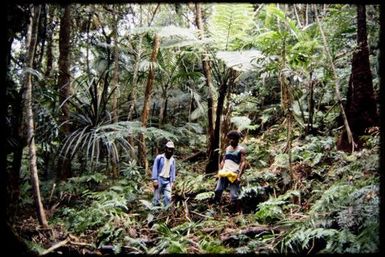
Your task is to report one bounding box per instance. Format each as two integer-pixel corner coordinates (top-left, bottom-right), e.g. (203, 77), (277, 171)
(314, 5), (355, 152)
(22, 5), (48, 228)
(306, 73), (315, 134)
(127, 35), (142, 121)
(138, 33), (160, 171)
(5, 5), (30, 219)
(195, 3), (215, 172)
(44, 5), (55, 77)
(57, 5), (72, 180)
(220, 76), (234, 152)
(111, 9), (121, 177)
(159, 92), (168, 126)
(206, 69), (236, 173)
(337, 5), (378, 151)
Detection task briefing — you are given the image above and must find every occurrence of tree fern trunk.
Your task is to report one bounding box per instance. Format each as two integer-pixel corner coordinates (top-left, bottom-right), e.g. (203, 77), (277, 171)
(138, 33), (160, 172)
(195, 3), (215, 171)
(206, 69), (236, 173)
(111, 9), (121, 178)
(111, 10), (120, 124)
(127, 36), (142, 121)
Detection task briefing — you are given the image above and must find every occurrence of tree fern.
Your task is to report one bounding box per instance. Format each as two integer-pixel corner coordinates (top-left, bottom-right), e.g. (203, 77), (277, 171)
(208, 3), (255, 50)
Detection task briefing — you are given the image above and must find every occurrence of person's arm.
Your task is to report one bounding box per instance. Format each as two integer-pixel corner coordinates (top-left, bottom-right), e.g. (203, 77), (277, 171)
(219, 158), (225, 170)
(219, 147), (228, 170)
(152, 156), (161, 187)
(237, 148), (247, 180)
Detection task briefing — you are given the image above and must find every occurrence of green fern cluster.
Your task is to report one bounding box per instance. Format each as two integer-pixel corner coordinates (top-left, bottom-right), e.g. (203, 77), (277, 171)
(174, 170), (215, 198)
(255, 190), (300, 224)
(291, 135), (334, 167)
(280, 181), (379, 253)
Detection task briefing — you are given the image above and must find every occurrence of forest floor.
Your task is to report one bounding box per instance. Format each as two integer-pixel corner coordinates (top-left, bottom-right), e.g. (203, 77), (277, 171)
(10, 129), (381, 255)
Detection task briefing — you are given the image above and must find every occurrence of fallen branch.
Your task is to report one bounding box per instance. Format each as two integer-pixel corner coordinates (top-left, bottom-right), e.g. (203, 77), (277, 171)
(220, 225), (283, 246)
(190, 211), (211, 219)
(41, 238), (69, 255)
(184, 198), (191, 222)
(68, 240), (94, 247)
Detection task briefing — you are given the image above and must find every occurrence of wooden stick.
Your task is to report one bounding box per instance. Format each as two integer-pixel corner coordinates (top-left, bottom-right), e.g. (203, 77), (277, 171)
(41, 238), (69, 255)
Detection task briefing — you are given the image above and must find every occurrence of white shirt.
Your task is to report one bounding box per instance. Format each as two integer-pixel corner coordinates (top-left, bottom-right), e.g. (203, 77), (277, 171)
(159, 157), (171, 178)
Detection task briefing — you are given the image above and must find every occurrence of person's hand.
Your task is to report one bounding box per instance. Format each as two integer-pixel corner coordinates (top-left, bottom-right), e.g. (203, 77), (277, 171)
(153, 180), (159, 189)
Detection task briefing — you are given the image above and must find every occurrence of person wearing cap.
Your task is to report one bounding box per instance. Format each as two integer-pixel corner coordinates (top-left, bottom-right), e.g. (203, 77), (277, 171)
(213, 130), (246, 212)
(151, 141), (176, 207)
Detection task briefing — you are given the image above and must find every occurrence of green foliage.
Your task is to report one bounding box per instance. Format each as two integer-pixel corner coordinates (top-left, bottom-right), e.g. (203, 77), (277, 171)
(57, 177), (139, 236)
(61, 119), (177, 170)
(282, 226), (339, 254)
(97, 223), (125, 252)
(292, 135), (334, 167)
(208, 3), (255, 50)
(195, 192), (214, 201)
(174, 170), (215, 197)
(255, 190), (300, 224)
(148, 222), (189, 253)
(56, 172), (108, 196)
(310, 183), (355, 217)
(10, 4), (381, 256)
(280, 153), (380, 254)
(24, 240), (45, 255)
(19, 177), (33, 207)
(230, 116), (258, 132)
(199, 238), (231, 253)
(272, 153), (289, 169)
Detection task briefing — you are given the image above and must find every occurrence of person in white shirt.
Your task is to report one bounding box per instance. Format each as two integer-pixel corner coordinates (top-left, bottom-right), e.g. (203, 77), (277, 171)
(151, 141), (176, 207)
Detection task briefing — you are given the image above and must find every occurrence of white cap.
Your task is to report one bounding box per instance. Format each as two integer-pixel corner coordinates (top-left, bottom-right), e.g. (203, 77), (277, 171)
(165, 141), (175, 148)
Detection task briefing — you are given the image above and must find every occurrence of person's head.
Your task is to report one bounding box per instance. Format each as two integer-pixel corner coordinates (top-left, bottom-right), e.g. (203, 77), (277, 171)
(226, 130), (242, 148)
(164, 141), (175, 159)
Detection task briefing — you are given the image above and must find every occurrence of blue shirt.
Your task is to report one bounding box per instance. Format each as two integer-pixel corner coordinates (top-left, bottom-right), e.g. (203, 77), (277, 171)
(151, 154), (176, 183)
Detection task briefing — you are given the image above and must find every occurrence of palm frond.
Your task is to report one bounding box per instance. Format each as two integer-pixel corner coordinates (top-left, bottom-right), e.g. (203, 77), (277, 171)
(216, 49), (264, 71)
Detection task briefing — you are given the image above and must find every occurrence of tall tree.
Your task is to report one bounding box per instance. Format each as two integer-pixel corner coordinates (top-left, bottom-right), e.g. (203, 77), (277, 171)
(44, 5), (56, 77)
(57, 5), (72, 180)
(337, 4), (378, 151)
(195, 3), (215, 173)
(314, 5), (355, 152)
(5, 4), (30, 218)
(138, 33), (160, 171)
(111, 6), (120, 177)
(206, 68), (238, 173)
(22, 5), (48, 228)
(127, 6), (144, 121)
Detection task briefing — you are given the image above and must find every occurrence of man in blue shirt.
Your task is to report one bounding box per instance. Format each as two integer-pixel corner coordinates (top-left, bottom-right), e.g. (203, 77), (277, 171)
(152, 141), (176, 207)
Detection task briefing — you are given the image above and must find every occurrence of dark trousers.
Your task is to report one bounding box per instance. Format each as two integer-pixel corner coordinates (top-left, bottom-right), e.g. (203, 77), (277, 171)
(214, 177), (240, 204)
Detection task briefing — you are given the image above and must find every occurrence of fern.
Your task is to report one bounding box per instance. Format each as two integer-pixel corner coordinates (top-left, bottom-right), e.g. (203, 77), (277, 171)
(309, 183), (355, 217)
(195, 192), (215, 201)
(199, 238), (230, 253)
(208, 3), (255, 50)
(216, 50), (263, 71)
(282, 226), (339, 254)
(255, 190), (300, 224)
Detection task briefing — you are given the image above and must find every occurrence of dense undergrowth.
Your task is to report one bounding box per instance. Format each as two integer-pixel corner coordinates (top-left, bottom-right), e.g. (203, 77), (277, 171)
(13, 125), (380, 255)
